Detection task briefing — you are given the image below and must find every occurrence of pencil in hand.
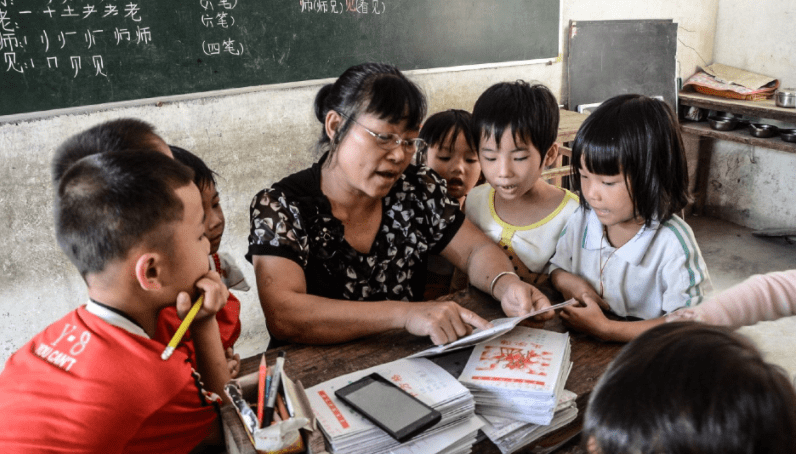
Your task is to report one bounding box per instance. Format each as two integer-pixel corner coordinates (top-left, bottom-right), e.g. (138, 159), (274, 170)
(161, 295), (204, 360)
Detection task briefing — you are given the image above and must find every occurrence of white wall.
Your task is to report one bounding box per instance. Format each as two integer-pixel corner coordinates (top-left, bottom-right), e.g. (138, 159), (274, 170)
(704, 0), (796, 228)
(0, 0), (718, 368)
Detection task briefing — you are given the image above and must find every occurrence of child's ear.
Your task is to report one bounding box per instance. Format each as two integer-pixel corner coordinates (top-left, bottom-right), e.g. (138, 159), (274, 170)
(325, 110), (343, 142)
(543, 143), (560, 167)
(134, 253), (164, 291)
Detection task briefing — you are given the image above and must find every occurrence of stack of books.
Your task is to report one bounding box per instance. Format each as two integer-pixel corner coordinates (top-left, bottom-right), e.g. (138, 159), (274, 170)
(458, 326), (572, 425)
(306, 358), (482, 454)
(479, 389), (578, 454)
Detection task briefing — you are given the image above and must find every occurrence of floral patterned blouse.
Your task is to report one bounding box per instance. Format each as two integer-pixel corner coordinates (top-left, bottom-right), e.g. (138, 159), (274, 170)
(246, 156), (465, 302)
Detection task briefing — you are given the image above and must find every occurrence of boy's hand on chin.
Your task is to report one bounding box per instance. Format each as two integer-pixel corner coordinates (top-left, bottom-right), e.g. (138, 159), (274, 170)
(175, 271), (229, 322)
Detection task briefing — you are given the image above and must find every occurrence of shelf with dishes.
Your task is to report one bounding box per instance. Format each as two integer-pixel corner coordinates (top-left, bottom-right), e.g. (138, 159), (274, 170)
(678, 91), (796, 154)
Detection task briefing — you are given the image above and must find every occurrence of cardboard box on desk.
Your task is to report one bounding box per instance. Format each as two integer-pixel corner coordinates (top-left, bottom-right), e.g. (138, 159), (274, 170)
(222, 368), (319, 454)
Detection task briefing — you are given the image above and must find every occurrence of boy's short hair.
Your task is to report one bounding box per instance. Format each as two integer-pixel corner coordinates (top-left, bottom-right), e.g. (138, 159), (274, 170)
(471, 81), (559, 160)
(584, 322), (796, 454)
(170, 145), (217, 192)
(570, 94), (689, 224)
(418, 109), (477, 165)
(55, 150), (194, 277)
(52, 118), (162, 183)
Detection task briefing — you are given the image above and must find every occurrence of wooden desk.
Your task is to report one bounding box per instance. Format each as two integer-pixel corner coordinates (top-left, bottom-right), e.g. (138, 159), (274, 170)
(557, 109), (588, 145)
(235, 287), (623, 454)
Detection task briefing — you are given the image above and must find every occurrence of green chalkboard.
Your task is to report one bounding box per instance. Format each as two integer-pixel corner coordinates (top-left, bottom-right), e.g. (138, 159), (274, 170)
(0, 0), (560, 117)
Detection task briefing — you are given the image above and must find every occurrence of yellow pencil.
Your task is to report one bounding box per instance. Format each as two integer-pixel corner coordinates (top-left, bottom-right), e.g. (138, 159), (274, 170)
(161, 295), (203, 360)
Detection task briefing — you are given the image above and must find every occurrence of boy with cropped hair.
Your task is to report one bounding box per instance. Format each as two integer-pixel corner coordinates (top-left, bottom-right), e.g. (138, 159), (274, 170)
(0, 147), (230, 452)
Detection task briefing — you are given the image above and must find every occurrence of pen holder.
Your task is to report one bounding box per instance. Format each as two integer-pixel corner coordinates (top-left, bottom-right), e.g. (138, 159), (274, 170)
(222, 370), (318, 454)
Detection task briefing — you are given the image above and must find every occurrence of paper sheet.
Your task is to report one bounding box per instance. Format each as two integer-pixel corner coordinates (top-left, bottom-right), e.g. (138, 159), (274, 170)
(703, 63), (777, 90)
(408, 299), (577, 359)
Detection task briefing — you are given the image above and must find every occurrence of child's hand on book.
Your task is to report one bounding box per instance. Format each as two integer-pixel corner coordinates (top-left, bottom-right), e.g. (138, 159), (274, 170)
(559, 294), (609, 338)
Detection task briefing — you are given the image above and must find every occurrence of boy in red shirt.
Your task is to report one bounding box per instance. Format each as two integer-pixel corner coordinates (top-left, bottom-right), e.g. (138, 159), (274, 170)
(158, 145), (248, 377)
(0, 142), (230, 452)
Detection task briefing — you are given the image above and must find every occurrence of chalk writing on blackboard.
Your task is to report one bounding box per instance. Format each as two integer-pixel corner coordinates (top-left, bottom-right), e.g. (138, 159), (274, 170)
(1, 2), (153, 77)
(0, 0), (247, 79)
(299, 0), (386, 15)
(1, 0), (560, 117)
(200, 0), (244, 56)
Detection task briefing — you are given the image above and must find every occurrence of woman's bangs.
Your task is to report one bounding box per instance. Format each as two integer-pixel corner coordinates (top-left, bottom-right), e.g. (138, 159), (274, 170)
(365, 75), (425, 129)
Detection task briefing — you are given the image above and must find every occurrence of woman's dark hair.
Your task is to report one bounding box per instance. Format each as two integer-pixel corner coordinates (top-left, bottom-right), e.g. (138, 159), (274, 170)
(170, 145), (217, 192)
(313, 62), (427, 158)
(51, 118), (161, 183)
(584, 322), (796, 454)
(417, 109), (477, 165)
(570, 94), (689, 225)
(55, 150), (194, 277)
(471, 81), (559, 162)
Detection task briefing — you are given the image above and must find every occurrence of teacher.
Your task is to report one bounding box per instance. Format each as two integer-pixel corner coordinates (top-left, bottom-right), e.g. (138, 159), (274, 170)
(247, 63), (551, 346)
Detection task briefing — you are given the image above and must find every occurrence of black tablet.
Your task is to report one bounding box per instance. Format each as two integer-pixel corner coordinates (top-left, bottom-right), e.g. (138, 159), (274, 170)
(334, 372), (442, 443)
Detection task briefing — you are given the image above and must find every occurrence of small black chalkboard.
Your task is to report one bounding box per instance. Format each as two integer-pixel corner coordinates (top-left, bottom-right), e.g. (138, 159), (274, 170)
(567, 19), (678, 111)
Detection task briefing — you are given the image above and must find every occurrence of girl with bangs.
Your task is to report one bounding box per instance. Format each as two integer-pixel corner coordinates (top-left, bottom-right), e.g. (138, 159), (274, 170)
(549, 94), (711, 342)
(247, 63), (553, 348)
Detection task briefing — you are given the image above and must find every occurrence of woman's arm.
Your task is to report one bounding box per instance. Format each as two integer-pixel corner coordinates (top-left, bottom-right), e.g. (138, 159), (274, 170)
(253, 255), (490, 345)
(440, 219), (552, 319)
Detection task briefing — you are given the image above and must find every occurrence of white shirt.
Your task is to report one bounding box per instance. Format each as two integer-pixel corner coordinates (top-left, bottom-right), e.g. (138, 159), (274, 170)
(465, 184), (579, 274)
(549, 207), (712, 319)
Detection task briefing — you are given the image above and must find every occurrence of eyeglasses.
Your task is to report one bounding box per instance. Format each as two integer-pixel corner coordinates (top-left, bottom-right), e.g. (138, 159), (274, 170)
(342, 114), (428, 155)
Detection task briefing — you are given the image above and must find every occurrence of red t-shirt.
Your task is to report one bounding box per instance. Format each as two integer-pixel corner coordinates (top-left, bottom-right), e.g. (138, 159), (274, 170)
(0, 307), (218, 453)
(155, 292), (242, 366)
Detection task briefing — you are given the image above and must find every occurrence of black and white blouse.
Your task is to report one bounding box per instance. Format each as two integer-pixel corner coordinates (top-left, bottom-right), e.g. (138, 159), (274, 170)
(246, 155), (465, 302)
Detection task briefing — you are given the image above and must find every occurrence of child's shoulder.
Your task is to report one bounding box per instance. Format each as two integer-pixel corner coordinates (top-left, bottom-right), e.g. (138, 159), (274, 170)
(551, 187), (580, 217)
(468, 183), (492, 200)
(641, 215), (705, 266)
(656, 215), (699, 245)
(2, 306), (191, 399)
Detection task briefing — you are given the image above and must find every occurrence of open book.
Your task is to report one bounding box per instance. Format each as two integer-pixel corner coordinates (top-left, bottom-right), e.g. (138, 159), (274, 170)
(408, 299), (577, 359)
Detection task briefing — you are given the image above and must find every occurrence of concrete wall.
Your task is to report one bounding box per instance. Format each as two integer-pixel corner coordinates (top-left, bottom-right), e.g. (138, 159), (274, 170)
(0, 0), (718, 368)
(702, 0), (796, 228)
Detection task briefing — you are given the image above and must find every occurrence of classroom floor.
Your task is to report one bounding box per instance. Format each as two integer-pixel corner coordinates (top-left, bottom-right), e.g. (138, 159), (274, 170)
(686, 214), (796, 380)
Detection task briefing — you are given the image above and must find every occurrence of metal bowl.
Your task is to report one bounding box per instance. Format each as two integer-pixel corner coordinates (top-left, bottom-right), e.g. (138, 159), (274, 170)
(707, 115), (739, 131)
(775, 88), (796, 108)
(749, 123), (779, 138)
(780, 128), (796, 143)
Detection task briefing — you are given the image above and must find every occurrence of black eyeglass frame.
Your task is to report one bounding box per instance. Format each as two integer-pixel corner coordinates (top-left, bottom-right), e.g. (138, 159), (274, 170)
(340, 113), (428, 155)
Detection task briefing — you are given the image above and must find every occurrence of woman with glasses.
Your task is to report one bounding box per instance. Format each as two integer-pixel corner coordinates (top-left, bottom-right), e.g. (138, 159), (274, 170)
(246, 63), (552, 347)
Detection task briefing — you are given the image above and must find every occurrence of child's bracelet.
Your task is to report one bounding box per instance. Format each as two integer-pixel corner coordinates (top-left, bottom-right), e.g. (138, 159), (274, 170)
(489, 271), (519, 300)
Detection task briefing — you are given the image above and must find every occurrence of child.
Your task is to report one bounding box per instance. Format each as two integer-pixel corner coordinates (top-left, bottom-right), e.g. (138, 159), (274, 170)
(550, 94), (711, 342)
(419, 109), (481, 206)
(419, 109), (481, 299)
(584, 322), (796, 454)
(0, 140), (230, 451)
(51, 117), (173, 182)
(157, 145), (249, 378)
(466, 81), (579, 290)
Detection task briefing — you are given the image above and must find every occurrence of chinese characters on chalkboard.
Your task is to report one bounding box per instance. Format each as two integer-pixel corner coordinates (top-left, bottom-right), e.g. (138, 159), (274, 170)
(200, 0), (244, 57)
(300, 0), (386, 15)
(0, 1), (153, 77)
(0, 0), (248, 79)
